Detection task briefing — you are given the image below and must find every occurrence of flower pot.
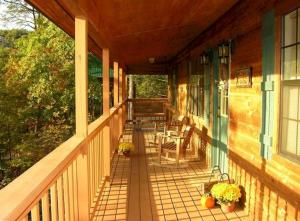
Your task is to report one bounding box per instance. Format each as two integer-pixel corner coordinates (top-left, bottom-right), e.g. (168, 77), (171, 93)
(221, 202), (236, 213)
(123, 151), (130, 157)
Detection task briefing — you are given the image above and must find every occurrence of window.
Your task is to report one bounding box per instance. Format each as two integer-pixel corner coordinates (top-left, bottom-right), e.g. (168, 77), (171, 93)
(171, 67), (178, 107)
(219, 62), (229, 117)
(188, 57), (204, 117)
(280, 8), (300, 161)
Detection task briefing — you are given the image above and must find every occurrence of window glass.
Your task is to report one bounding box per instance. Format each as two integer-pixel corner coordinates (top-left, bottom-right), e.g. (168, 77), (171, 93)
(281, 119), (297, 154)
(282, 86), (298, 119)
(298, 124), (300, 155)
(188, 57), (204, 117)
(281, 8), (300, 162)
(298, 45), (300, 77)
(283, 46), (297, 80)
(284, 10), (297, 46)
(298, 9), (300, 44)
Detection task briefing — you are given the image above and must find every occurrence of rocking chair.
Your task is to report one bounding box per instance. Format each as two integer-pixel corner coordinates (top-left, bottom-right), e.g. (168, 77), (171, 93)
(151, 115), (189, 146)
(157, 123), (195, 166)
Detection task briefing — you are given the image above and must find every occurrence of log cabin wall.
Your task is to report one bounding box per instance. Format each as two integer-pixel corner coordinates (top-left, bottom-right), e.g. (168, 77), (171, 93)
(171, 0), (300, 220)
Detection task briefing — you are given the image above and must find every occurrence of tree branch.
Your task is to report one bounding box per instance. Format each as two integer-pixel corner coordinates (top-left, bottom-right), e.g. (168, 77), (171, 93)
(2, 0), (34, 12)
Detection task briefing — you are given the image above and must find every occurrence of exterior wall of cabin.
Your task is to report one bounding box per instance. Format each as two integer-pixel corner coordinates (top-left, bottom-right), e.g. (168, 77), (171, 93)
(169, 0), (300, 220)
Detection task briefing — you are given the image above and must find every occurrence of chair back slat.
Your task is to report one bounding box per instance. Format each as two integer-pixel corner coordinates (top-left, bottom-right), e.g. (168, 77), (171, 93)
(181, 123), (195, 149)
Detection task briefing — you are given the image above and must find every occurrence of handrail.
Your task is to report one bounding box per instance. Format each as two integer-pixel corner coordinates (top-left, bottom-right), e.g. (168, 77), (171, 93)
(0, 136), (85, 220)
(127, 98), (168, 103)
(0, 100), (126, 221)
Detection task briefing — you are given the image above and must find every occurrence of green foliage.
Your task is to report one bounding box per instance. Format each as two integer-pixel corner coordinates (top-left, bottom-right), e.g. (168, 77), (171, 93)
(88, 74), (102, 122)
(5, 18), (76, 127)
(0, 18), (77, 188)
(0, 17), (105, 188)
(132, 75), (168, 98)
(0, 29), (28, 47)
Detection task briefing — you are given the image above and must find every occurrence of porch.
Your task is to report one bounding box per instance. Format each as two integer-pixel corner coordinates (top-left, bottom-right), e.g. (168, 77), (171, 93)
(92, 127), (248, 221)
(0, 0), (300, 221)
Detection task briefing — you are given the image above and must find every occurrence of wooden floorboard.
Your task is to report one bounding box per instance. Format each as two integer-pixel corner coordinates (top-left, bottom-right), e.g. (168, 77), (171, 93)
(92, 126), (250, 221)
(138, 131), (153, 221)
(127, 130), (141, 221)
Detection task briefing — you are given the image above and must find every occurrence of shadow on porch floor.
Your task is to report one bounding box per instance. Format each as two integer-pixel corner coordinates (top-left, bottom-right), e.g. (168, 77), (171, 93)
(92, 128), (249, 221)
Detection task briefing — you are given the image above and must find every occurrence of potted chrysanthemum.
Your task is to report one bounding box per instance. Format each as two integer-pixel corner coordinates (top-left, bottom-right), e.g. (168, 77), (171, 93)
(118, 142), (134, 157)
(211, 183), (241, 212)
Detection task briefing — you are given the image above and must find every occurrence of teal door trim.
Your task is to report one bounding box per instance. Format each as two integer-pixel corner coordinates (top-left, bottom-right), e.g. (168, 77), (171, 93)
(212, 49), (229, 173)
(212, 49), (220, 170)
(260, 10), (275, 159)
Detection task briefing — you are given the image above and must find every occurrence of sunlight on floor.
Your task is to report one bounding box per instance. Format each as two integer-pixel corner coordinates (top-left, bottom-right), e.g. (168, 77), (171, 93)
(92, 126), (249, 221)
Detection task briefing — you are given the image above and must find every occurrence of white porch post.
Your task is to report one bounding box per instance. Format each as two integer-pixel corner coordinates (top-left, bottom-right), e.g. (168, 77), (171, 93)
(118, 68), (124, 135)
(102, 48), (111, 182)
(113, 62), (119, 106)
(112, 62), (119, 155)
(75, 16), (90, 220)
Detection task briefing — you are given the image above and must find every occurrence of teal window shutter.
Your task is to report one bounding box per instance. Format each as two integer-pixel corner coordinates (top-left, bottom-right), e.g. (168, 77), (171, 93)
(260, 10), (275, 159)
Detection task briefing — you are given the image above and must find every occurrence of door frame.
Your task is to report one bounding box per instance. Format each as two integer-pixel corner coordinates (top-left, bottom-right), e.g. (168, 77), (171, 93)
(211, 48), (230, 173)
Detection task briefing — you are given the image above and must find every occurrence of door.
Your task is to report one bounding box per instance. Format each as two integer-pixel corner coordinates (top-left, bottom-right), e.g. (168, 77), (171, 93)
(212, 49), (229, 173)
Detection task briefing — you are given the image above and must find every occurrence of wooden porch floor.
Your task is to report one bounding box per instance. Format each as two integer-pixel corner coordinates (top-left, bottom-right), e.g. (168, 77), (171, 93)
(92, 128), (249, 221)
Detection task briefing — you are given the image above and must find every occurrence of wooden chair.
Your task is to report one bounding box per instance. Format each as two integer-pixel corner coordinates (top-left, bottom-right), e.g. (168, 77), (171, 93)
(157, 123), (195, 166)
(167, 115), (189, 133)
(151, 115), (189, 145)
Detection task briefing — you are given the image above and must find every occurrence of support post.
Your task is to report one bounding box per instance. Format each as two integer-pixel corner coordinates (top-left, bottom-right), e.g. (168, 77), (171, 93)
(128, 75), (133, 120)
(113, 62), (119, 152)
(102, 48), (111, 182)
(75, 16), (89, 221)
(123, 71), (127, 101)
(123, 73), (127, 122)
(119, 68), (123, 103)
(103, 49), (110, 117)
(120, 68), (126, 128)
(113, 62), (119, 107)
(118, 68), (124, 135)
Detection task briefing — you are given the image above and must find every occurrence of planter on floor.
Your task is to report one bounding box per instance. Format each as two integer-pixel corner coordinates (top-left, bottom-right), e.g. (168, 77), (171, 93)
(220, 202), (236, 213)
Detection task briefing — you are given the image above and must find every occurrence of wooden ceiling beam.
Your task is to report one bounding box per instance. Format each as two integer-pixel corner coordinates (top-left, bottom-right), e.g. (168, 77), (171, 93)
(26, 0), (239, 71)
(127, 64), (167, 75)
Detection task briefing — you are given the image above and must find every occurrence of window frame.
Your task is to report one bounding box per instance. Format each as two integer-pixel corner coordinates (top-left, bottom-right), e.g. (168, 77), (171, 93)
(188, 56), (205, 118)
(279, 7), (300, 163)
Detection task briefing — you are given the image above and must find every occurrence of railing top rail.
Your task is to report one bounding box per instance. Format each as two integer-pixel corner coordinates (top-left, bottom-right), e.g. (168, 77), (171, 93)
(133, 113), (166, 116)
(127, 98), (168, 103)
(0, 101), (126, 221)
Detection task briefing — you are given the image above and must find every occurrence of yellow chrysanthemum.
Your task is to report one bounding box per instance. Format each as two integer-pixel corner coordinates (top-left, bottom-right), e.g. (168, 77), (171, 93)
(118, 142), (134, 153)
(211, 183), (241, 204)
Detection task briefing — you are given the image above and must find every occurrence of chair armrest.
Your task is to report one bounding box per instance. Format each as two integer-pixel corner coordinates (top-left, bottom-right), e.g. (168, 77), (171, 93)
(168, 135), (184, 140)
(166, 130), (179, 136)
(157, 133), (183, 140)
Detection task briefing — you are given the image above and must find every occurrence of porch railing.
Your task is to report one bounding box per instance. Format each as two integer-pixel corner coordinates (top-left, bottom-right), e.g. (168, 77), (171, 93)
(0, 101), (126, 221)
(127, 98), (168, 122)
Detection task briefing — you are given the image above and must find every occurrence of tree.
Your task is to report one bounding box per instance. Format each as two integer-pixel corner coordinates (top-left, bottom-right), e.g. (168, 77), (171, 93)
(0, 18), (75, 187)
(0, 16), (106, 188)
(132, 75), (168, 98)
(0, 0), (40, 30)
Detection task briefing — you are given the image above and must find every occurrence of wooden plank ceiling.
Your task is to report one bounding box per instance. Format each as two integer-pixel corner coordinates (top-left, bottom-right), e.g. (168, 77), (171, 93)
(26, 0), (238, 74)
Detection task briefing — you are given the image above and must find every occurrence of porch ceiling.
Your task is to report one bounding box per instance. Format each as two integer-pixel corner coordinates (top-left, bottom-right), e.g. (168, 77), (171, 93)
(26, 0), (238, 73)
